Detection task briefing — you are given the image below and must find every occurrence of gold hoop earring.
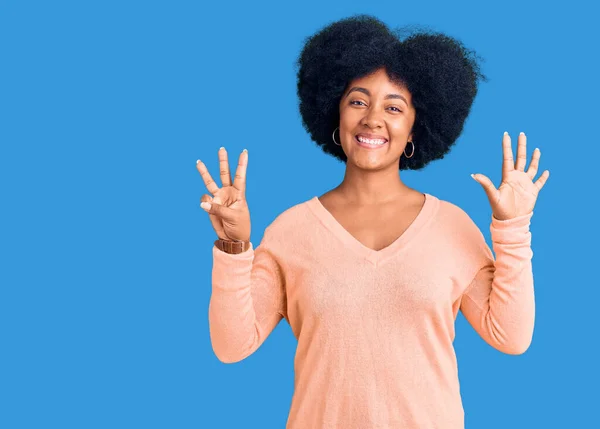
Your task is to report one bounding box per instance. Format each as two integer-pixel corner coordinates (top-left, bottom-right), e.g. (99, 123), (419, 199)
(404, 141), (415, 158)
(332, 127), (341, 146)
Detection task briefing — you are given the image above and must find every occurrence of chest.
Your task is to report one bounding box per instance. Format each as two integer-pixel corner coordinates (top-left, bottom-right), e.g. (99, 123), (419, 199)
(286, 239), (459, 336)
(324, 203), (422, 252)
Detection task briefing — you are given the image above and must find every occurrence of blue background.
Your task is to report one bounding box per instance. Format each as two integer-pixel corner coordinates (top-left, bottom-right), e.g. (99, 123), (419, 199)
(1, 0), (597, 428)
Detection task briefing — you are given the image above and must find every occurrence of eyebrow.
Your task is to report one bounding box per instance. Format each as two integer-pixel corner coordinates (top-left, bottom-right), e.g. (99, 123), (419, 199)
(344, 87), (408, 106)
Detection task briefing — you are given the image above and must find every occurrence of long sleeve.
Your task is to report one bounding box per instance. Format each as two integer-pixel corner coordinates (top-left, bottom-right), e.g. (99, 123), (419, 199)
(204, 193), (543, 427)
(460, 211), (535, 355)
(208, 228), (287, 364)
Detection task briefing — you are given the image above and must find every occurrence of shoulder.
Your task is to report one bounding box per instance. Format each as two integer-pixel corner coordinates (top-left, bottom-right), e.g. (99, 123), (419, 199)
(261, 196), (316, 243)
(427, 194), (494, 276)
(435, 195), (480, 229)
(429, 194), (490, 248)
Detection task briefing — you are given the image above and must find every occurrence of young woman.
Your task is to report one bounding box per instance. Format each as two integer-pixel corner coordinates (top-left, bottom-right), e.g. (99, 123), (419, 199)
(197, 14), (549, 429)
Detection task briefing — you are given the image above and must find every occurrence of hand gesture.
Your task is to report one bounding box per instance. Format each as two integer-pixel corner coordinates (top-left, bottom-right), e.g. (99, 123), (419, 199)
(472, 132), (549, 221)
(196, 147), (251, 241)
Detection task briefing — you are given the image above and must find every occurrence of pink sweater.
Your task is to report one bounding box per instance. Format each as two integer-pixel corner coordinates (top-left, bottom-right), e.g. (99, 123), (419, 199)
(208, 192), (535, 428)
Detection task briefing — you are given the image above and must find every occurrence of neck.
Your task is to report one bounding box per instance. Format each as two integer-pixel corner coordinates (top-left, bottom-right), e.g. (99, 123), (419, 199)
(334, 164), (414, 205)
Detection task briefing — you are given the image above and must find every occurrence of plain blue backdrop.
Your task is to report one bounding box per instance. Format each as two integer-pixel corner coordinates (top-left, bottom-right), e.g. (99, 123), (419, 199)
(1, 0), (597, 428)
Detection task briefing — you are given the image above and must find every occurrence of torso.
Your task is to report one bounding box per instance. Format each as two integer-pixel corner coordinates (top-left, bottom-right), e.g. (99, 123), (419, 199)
(317, 189), (427, 252)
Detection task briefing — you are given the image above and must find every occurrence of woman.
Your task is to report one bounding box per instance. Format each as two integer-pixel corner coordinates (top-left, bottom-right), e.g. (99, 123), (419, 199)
(197, 14), (549, 429)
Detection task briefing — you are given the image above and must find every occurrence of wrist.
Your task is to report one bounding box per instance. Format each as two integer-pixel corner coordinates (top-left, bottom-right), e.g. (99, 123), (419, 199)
(214, 238), (250, 254)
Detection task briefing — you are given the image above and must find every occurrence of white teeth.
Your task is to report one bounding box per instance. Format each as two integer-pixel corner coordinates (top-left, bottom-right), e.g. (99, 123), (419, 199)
(357, 136), (386, 145)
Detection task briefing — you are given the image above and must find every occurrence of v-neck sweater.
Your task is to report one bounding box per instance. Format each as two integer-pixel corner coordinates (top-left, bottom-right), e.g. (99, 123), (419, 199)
(208, 192), (535, 429)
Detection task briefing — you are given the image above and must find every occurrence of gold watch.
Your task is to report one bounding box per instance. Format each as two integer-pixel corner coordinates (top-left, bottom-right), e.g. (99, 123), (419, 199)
(214, 238), (250, 254)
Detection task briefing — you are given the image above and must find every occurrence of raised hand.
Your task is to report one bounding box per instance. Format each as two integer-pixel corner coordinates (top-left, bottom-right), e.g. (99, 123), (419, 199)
(196, 147), (251, 241)
(472, 132), (549, 221)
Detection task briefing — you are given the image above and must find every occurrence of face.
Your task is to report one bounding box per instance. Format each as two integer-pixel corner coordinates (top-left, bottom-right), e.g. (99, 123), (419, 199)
(338, 68), (416, 169)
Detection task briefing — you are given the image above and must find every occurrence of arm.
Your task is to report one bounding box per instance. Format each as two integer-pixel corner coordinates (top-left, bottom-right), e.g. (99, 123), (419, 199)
(208, 228), (287, 363)
(460, 211), (535, 355)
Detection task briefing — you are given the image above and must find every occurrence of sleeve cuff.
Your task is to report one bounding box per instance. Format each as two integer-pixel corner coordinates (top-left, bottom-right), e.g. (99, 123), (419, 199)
(211, 242), (256, 291)
(490, 211), (533, 244)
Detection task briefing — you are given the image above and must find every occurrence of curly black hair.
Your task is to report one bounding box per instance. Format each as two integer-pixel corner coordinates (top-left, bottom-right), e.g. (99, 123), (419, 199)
(295, 14), (488, 170)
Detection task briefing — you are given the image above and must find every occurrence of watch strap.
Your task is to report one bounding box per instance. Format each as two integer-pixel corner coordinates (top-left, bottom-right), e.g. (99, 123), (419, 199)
(214, 238), (250, 254)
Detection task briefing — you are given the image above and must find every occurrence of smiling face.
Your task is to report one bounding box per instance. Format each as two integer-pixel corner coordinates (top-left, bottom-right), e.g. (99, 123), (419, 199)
(338, 67), (416, 169)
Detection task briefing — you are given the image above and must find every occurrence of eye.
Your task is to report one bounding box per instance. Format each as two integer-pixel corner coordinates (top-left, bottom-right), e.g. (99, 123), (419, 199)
(350, 100), (402, 113)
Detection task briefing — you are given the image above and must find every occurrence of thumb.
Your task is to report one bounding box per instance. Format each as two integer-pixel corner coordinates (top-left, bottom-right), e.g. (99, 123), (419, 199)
(471, 173), (498, 203)
(201, 198), (234, 219)
(200, 195), (222, 212)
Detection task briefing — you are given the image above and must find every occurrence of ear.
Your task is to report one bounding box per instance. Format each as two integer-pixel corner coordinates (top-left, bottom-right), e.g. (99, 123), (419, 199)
(408, 118), (416, 142)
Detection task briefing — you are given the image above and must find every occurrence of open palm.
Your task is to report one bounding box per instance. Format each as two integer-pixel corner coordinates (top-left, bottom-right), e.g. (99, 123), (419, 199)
(472, 132), (549, 221)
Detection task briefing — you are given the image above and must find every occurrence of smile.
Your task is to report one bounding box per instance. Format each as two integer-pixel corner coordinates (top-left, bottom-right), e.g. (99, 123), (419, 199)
(355, 135), (388, 149)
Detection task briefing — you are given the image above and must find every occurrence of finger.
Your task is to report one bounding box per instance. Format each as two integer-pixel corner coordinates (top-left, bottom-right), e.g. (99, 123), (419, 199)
(201, 194), (225, 238)
(526, 147), (540, 180)
(233, 149), (248, 195)
(472, 173), (499, 204)
(203, 198), (236, 221)
(218, 147), (233, 187)
(196, 159), (220, 195)
(502, 132), (514, 180)
(201, 195), (226, 238)
(534, 170), (550, 192)
(515, 132), (528, 172)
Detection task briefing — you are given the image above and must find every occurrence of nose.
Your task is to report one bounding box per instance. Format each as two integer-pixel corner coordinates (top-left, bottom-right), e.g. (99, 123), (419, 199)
(361, 105), (383, 129)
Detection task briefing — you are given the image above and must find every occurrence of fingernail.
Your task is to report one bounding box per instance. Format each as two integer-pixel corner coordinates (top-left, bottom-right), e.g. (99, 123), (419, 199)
(504, 131), (508, 136)
(470, 173), (477, 180)
(243, 148), (247, 152)
(520, 132), (525, 136)
(219, 147), (225, 151)
(196, 159), (201, 164)
(201, 202), (211, 210)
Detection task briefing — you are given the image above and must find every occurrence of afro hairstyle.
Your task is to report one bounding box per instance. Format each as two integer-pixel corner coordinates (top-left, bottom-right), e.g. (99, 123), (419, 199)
(295, 14), (488, 170)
